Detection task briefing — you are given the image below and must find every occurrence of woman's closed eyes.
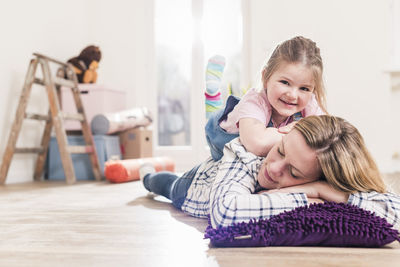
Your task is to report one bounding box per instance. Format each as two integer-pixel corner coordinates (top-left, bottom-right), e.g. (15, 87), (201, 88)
(277, 143), (299, 179)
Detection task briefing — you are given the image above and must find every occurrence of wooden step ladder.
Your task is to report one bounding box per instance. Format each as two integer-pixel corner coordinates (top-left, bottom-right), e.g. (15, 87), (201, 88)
(0, 53), (102, 184)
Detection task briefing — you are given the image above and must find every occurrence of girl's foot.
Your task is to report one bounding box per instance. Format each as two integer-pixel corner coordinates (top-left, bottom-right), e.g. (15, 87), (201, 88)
(205, 55), (225, 118)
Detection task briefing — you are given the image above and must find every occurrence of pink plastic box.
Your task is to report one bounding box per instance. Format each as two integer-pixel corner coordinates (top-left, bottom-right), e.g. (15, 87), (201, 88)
(61, 84), (126, 130)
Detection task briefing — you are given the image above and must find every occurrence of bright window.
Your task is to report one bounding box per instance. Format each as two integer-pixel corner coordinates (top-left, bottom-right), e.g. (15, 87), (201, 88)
(155, 0), (242, 147)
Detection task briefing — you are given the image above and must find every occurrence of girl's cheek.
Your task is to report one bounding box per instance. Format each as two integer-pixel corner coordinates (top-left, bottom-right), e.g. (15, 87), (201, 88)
(303, 93), (313, 103)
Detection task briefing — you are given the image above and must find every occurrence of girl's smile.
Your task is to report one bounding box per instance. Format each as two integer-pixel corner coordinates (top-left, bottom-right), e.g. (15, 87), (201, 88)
(264, 62), (315, 125)
(279, 98), (297, 107)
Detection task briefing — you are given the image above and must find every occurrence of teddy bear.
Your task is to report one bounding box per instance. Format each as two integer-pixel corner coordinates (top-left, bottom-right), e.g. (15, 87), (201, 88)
(66, 45), (102, 83)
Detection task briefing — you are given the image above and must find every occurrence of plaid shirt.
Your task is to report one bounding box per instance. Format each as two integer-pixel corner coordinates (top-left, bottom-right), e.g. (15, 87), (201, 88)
(181, 138), (400, 230)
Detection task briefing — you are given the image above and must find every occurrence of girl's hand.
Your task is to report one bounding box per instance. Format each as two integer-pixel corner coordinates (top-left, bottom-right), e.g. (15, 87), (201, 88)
(278, 121), (298, 134)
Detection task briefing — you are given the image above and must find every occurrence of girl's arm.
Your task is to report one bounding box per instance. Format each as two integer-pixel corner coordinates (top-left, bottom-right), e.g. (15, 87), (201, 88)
(238, 118), (297, 157)
(239, 118), (283, 156)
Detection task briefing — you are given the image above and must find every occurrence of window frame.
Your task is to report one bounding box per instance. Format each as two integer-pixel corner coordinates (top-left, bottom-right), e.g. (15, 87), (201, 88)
(151, 0), (249, 171)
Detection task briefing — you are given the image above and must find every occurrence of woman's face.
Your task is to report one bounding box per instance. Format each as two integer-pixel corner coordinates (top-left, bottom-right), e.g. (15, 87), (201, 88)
(264, 62), (315, 125)
(257, 129), (321, 189)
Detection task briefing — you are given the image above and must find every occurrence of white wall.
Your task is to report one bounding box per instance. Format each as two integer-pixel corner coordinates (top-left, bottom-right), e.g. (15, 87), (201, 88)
(87, 0), (155, 110)
(1, 0), (398, 183)
(247, 0), (398, 172)
(0, 0), (92, 183)
(0, 0), (154, 183)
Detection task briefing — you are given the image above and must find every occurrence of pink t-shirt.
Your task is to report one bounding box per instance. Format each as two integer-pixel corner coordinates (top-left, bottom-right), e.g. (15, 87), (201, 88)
(219, 88), (324, 134)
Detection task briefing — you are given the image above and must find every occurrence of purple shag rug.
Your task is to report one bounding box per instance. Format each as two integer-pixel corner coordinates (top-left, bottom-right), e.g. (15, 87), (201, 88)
(205, 202), (400, 247)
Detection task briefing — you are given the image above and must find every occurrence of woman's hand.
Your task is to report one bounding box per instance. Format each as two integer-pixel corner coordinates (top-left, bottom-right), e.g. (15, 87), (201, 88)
(260, 181), (350, 203)
(307, 197), (325, 204)
(265, 182), (319, 197)
(315, 181), (350, 203)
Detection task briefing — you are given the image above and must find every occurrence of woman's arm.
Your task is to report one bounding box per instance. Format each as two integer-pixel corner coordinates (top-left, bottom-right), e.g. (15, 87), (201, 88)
(239, 118), (283, 157)
(208, 141), (309, 228)
(266, 181), (349, 203)
(265, 181), (400, 231)
(210, 184), (309, 228)
(348, 191), (400, 231)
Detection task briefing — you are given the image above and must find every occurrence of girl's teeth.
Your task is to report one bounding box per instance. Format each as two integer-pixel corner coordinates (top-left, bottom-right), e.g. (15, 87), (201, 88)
(282, 100), (296, 105)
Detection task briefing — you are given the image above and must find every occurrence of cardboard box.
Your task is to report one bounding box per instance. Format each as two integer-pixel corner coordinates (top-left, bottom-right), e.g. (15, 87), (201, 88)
(61, 84), (126, 131)
(46, 135), (121, 180)
(119, 127), (153, 159)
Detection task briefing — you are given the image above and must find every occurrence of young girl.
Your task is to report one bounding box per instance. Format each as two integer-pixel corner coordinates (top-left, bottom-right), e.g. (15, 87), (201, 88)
(140, 115), (400, 230)
(206, 36), (327, 161)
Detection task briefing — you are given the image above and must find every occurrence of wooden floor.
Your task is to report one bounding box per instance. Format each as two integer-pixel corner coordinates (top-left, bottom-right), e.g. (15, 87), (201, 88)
(1, 179), (400, 267)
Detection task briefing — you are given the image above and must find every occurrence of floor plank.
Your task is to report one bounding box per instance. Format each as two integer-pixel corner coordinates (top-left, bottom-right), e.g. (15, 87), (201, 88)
(0, 180), (399, 267)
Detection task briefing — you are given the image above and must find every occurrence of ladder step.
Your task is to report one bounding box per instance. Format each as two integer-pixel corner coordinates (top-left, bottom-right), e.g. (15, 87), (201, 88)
(68, 145), (94, 154)
(25, 113), (50, 121)
(34, 77), (75, 88)
(15, 147), (44, 153)
(62, 112), (84, 121)
(24, 112), (84, 122)
(34, 53), (70, 67)
(0, 53), (103, 184)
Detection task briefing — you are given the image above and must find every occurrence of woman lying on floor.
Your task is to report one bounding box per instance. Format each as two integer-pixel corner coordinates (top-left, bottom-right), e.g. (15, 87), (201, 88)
(140, 115), (400, 230)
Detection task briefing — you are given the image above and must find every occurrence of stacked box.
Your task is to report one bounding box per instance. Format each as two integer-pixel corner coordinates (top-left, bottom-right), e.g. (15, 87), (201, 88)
(47, 135), (121, 180)
(119, 127), (153, 159)
(61, 84), (126, 131)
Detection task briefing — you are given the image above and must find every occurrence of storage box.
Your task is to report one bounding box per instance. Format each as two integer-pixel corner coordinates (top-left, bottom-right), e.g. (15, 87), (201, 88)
(47, 135), (121, 180)
(61, 84), (126, 130)
(119, 127), (153, 159)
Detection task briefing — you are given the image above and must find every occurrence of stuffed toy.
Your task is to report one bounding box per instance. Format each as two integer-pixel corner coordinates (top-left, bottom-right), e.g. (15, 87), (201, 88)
(67, 45), (102, 83)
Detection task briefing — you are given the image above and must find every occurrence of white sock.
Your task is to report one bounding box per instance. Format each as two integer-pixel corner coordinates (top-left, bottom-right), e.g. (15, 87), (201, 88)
(139, 162), (156, 181)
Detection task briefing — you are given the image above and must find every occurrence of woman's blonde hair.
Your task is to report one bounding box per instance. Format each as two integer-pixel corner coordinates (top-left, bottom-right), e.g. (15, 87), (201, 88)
(262, 36), (327, 114)
(294, 115), (386, 193)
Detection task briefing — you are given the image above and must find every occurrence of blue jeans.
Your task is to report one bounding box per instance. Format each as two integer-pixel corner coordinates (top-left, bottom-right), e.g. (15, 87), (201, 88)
(205, 95), (240, 161)
(143, 165), (200, 209)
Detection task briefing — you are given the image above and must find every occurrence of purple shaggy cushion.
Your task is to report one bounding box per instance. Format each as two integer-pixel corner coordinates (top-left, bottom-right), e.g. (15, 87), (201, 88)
(205, 202), (400, 247)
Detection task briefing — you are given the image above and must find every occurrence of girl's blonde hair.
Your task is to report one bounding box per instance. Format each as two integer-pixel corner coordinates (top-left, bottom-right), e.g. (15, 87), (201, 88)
(262, 36), (327, 114)
(294, 115), (386, 193)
